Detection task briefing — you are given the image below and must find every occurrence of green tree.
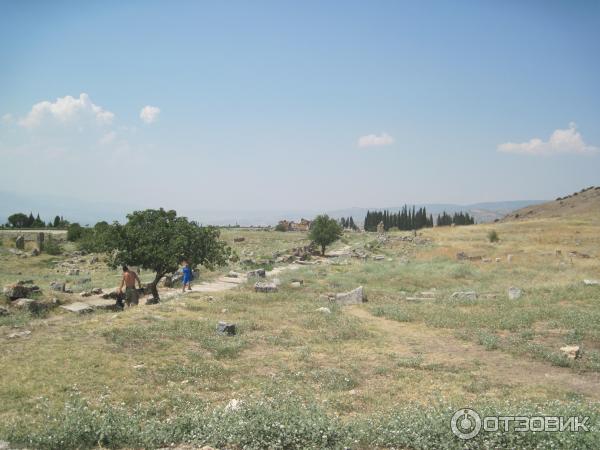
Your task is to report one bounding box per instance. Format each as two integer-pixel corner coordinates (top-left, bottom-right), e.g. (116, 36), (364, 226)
(79, 221), (116, 253)
(7, 213), (29, 228)
(53, 216), (61, 228)
(308, 214), (343, 256)
(67, 223), (84, 241)
(107, 208), (231, 301)
(32, 213), (45, 228)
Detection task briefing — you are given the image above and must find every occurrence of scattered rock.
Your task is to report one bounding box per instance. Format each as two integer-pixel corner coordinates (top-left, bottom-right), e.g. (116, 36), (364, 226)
(451, 291), (478, 301)
(233, 237), (245, 242)
(216, 321), (236, 336)
(254, 282), (278, 293)
(482, 258), (491, 263)
(227, 271), (240, 278)
(507, 254), (513, 263)
(91, 287), (103, 295)
(569, 251), (591, 259)
(247, 268), (266, 278)
(50, 281), (66, 292)
(101, 289), (119, 299)
(8, 330), (31, 339)
(3, 284), (34, 300)
(316, 307), (331, 314)
(271, 277), (281, 286)
(30, 248), (40, 257)
(295, 260), (317, 265)
(508, 287), (522, 300)
(290, 280), (304, 288)
(334, 286), (366, 305)
(456, 252), (468, 260)
(66, 268), (80, 276)
(560, 345), (581, 360)
(90, 256), (99, 264)
(13, 298), (40, 312)
(419, 290), (436, 298)
(495, 257), (501, 263)
(373, 255), (385, 261)
(583, 279), (599, 286)
(0, 306), (9, 316)
(555, 249), (562, 257)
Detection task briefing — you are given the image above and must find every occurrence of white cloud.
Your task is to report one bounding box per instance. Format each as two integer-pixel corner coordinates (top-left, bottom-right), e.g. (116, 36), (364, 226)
(498, 123), (598, 156)
(2, 113), (13, 124)
(358, 132), (394, 148)
(140, 105), (160, 124)
(19, 93), (114, 128)
(99, 131), (117, 145)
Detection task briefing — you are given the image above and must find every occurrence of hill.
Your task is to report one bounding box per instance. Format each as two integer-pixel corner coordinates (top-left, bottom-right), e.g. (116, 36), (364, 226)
(503, 186), (600, 221)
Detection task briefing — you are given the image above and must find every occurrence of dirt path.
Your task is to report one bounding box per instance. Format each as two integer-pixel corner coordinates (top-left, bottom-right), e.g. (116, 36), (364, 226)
(347, 306), (600, 401)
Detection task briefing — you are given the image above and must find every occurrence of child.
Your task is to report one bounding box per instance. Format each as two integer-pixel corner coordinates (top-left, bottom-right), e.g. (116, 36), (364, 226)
(181, 259), (193, 292)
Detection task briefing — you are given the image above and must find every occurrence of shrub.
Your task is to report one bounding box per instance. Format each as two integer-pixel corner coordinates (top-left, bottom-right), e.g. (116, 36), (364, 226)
(44, 236), (62, 255)
(274, 223), (288, 232)
(66, 223), (84, 241)
(487, 230), (499, 243)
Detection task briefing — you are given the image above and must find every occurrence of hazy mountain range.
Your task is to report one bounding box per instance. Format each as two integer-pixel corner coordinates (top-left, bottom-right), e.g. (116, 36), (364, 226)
(0, 191), (545, 227)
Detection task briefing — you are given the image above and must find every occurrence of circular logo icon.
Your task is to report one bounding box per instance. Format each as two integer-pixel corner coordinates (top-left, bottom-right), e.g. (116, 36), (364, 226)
(451, 408), (482, 440)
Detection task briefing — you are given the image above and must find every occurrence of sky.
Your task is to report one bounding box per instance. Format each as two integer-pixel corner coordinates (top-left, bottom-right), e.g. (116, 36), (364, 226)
(1, 0), (599, 214)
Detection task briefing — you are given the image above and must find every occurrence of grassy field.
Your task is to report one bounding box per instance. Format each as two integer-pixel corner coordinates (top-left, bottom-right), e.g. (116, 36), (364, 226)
(1, 217), (599, 449)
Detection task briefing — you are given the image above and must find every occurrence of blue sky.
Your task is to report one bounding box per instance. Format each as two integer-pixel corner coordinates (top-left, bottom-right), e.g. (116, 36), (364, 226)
(1, 0), (599, 212)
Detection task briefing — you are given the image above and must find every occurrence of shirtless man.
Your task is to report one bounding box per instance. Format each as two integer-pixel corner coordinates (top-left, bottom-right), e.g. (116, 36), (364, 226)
(118, 265), (143, 307)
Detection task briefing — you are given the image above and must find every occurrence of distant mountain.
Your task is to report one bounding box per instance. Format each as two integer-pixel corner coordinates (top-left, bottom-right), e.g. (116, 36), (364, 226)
(0, 191), (545, 227)
(502, 186), (600, 222)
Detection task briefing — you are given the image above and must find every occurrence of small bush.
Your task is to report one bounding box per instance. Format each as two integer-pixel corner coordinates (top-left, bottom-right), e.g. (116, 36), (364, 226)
(487, 229), (499, 243)
(274, 223), (288, 232)
(66, 223), (84, 242)
(44, 236), (62, 255)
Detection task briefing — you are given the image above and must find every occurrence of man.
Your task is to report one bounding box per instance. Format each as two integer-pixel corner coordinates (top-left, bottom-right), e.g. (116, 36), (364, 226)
(118, 265), (143, 307)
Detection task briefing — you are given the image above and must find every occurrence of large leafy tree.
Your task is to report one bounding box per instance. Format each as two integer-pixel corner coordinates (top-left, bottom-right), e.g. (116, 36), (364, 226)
(7, 213), (29, 228)
(107, 209), (231, 301)
(309, 214), (343, 256)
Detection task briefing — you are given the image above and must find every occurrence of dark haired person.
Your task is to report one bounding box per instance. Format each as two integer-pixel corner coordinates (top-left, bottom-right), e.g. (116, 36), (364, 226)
(118, 265), (142, 306)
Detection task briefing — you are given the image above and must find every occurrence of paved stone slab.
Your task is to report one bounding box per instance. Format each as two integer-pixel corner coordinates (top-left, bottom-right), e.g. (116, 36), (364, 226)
(60, 302), (93, 314)
(84, 298), (118, 310)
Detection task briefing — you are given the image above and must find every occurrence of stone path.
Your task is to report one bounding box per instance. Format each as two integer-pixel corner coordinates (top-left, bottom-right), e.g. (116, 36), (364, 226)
(60, 263), (303, 312)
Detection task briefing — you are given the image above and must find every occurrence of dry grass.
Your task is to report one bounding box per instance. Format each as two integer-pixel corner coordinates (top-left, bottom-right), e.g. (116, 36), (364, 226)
(1, 216), (600, 447)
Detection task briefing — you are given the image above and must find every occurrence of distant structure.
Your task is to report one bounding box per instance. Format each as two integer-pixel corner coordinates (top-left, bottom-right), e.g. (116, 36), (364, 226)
(277, 218), (312, 231)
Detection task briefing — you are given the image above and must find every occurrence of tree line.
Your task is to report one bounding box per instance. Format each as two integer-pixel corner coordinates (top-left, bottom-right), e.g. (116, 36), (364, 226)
(338, 217), (358, 230)
(435, 211), (475, 226)
(4, 212), (69, 229)
(363, 206), (476, 231)
(364, 206), (434, 231)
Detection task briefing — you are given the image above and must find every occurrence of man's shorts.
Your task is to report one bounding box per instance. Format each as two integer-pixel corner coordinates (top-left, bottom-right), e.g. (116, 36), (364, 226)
(125, 287), (139, 306)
